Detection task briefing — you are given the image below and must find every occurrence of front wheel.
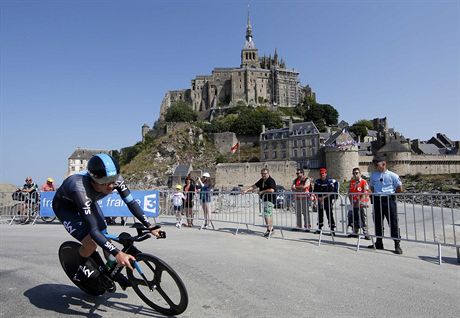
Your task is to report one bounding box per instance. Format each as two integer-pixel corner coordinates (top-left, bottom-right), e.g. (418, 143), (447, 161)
(127, 253), (188, 316)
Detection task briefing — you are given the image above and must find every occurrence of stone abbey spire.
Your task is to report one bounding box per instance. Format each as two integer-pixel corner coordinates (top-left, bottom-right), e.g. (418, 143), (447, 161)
(245, 6), (255, 48)
(241, 6), (259, 68)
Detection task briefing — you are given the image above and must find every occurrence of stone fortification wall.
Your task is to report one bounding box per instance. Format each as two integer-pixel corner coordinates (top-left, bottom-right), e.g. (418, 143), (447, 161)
(409, 155), (460, 175)
(216, 161), (299, 189)
(358, 154), (460, 177)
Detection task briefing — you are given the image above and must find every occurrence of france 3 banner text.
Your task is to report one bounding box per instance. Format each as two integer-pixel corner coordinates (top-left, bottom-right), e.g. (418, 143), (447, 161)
(39, 190), (160, 218)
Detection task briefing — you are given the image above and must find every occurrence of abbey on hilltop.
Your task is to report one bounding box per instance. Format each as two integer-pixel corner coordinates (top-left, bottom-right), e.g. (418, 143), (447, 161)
(159, 11), (315, 121)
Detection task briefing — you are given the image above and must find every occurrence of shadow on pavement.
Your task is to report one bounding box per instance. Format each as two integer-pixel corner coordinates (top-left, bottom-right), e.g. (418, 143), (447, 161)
(23, 284), (165, 317)
(419, 255), (460, 266)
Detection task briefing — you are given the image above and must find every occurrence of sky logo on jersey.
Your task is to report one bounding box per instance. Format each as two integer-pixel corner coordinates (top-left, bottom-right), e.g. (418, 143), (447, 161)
(117, 180), (127, 192)
(81, 266), (95, 278)
(83, 200), (92, 215)
(104, 241), (116, 252)
(63, 221), (76, 235)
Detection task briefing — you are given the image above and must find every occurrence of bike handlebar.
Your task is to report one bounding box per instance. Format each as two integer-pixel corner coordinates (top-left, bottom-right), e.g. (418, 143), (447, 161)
(131, 223), (166, 240)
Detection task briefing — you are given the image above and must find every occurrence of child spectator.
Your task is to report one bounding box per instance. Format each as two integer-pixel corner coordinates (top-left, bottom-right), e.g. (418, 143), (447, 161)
(172, 184), (186, 228)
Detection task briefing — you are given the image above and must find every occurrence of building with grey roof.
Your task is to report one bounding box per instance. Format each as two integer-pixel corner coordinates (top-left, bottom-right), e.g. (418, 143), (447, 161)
(260, 120), (320, 169)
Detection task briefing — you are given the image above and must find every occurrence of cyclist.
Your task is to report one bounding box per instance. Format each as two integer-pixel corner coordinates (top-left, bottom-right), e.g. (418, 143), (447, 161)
(52, 153), (163, 289)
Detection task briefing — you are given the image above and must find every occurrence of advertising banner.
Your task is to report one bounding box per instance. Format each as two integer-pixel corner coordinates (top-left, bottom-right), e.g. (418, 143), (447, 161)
(40, 190), (160, 218)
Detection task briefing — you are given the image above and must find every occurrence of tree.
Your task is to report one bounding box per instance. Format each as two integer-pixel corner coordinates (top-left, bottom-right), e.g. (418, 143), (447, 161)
(230, 107), (282, 135)
(349, 119), (373, 141)
(295, 99), (339, 132)
(164, 101), (198, 122)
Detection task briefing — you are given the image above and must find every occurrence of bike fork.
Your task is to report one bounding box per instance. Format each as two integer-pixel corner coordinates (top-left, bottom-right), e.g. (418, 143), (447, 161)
(133, 261), (157, 291)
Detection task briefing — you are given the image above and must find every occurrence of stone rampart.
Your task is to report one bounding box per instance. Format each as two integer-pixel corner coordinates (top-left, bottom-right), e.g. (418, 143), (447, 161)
(216, 155), (460, 189)
(359, 154), (460, 177)
(216, 161), (300, 189)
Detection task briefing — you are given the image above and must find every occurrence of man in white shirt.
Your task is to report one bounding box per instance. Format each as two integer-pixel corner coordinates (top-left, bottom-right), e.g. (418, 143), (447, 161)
(368, 155), (403, 254)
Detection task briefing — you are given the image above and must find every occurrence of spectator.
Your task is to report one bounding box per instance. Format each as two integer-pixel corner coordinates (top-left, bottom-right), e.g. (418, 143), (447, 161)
(183, 175), (196, 227)
(41, 177), (56, 191)
(243, 168), (277, 237)
(291, 168), (311, 231)
(368, 155), (403, 254)
(196, 172), (213, 229)
(347, 168), (370, 239)
(15, 176), (39, 224)
(313, 168), (338, 234)
(172, 184), (186, 228)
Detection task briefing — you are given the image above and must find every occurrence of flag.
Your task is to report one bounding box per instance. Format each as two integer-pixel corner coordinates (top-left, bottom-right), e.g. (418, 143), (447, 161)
(230, 141), (240, 154)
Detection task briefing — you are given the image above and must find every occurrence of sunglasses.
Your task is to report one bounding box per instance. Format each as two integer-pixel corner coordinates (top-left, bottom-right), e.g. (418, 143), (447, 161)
(25, 179), (32, 181)
(353, 172), (360, 175)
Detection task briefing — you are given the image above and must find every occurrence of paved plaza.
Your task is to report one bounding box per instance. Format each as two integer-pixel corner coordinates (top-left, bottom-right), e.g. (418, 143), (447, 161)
(0, 221), (459, 317)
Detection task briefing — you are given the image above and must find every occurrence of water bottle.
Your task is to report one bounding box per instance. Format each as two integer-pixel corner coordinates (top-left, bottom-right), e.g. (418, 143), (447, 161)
(106, 254), (117, 270)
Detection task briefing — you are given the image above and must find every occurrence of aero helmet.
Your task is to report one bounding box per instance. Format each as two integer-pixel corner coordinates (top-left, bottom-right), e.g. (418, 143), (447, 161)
(87, 153), (120, 184)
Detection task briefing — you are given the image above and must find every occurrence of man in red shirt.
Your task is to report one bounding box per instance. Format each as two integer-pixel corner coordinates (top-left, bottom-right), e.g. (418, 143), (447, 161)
(291, 169), (311, 231)
(347, 168), (370, 239)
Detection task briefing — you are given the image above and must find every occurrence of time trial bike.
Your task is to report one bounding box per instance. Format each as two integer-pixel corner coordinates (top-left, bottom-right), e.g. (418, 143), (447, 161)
(58, 223), (188, 316)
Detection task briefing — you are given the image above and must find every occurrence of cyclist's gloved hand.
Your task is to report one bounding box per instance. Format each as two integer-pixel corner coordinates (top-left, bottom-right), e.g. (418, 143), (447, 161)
(149, 225), (166, 239)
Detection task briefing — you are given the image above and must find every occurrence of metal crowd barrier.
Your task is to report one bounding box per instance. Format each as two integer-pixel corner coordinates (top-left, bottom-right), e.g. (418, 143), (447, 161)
(0, 191), (42, 225)
(156, 189), (459, 264)
(2, 189), (458, 264)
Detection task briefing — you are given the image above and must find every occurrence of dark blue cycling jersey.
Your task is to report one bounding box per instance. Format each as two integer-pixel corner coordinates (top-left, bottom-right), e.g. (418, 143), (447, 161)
(52, 172), (151, 256)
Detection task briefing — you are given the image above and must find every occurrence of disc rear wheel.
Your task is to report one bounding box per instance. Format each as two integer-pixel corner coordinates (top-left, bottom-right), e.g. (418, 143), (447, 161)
(127, 253), (188, 315)
(58, 241), (106, 296)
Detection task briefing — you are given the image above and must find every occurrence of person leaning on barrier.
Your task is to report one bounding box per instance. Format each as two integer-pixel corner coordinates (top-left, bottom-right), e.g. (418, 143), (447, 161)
(52, 153), (164, 289)
(291, 168), (312, 231)
(347, 168), (370, 240)
(313, 168), (338, 235)
(243, 168), (277, 237)
(15, 176), (39, 224)
(41, 177), (56, 192)
(367, 155), (403, 255)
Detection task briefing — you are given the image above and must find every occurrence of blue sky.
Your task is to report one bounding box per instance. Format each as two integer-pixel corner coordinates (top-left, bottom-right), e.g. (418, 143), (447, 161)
(1, 0), (459, 186)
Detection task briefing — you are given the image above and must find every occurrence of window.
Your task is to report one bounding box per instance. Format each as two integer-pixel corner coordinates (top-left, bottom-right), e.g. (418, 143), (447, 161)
(272, 142), (277, 149)
(282, 151), (286, 159)
(272, 151), (277, 159)
(264, 152), (269, 159)
(294, 149), (298, 157)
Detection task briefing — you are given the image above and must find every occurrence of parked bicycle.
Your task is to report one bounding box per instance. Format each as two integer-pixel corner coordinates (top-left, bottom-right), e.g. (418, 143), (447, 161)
(58, 223), (188, 316)
(10, 191), (56, 224)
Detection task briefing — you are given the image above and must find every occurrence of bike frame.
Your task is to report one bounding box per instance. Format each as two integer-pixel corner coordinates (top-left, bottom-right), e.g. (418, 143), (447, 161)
(103, 230), (155, 291)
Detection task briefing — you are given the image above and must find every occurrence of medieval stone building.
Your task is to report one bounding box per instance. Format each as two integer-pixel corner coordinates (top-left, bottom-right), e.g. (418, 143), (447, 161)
(159, 12), (315, 121)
